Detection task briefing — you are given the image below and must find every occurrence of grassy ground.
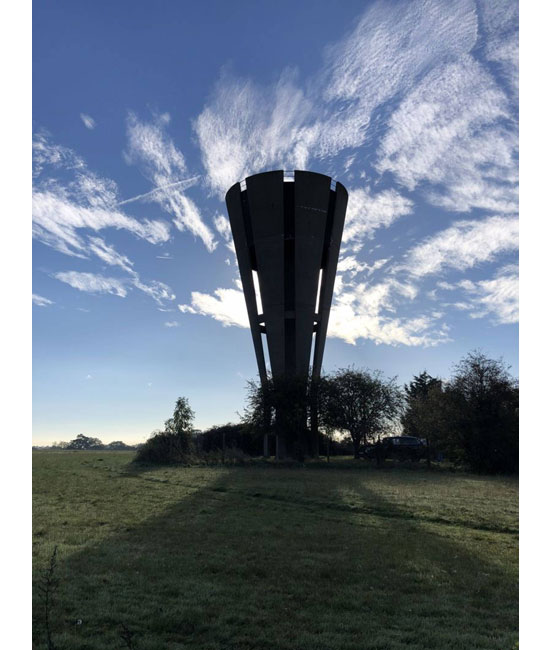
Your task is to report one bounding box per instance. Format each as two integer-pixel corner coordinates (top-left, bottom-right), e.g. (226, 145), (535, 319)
(32, 451), (518, 649)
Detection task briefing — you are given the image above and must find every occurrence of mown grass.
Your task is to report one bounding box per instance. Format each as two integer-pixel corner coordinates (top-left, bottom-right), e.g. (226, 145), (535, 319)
(32, 451), (518, 649)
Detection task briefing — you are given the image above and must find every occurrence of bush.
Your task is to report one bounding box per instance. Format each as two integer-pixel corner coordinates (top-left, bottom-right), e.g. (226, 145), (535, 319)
(134, 431), (193, 465)
(198, 423), (263, 456)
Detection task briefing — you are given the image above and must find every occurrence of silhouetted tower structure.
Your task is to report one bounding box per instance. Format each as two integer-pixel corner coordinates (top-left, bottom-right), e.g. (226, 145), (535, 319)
(225, 170), (348, 457)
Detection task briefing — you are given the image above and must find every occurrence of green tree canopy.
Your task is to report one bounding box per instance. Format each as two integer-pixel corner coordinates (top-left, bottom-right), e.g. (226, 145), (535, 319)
(442, 351), (519, 473)
(164, 397), (195, 435)
(402, 371), (443, 439)
(320, 368), (403, 458)
(67, 434), (104, 450)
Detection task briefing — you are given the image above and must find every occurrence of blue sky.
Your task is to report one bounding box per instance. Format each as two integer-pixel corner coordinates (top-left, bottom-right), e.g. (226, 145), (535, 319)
(32, 0), (518, 444)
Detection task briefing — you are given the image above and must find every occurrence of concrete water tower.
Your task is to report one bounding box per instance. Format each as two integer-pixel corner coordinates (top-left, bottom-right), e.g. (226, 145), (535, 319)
(225, 170), (348, 457)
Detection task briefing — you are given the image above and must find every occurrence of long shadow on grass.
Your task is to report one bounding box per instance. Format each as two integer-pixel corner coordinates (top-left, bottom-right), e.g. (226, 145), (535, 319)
(36, 464), (518, 650)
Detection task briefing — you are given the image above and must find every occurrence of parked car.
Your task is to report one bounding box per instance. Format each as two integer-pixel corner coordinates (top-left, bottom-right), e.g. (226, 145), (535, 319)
(361, 436), (427, 461)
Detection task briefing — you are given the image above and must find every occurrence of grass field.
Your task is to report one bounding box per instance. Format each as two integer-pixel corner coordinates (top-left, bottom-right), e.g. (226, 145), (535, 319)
(32, 451), (518, 649)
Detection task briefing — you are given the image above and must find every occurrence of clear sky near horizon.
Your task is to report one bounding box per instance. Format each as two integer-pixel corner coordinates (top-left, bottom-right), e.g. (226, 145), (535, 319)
(32, 0), (518, 445)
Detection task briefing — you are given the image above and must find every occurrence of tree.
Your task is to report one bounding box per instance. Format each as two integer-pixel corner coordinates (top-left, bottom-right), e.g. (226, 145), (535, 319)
(320, 368), (403, 459)
(67, 434), (104, 450)
(164, 397), (195, 435)
(105, 441), (132, 450)
(402, 372), (443, 438)
(242, 377), (273, 434)
(401, 372), (444, 465)
(441, 351), (518, 473)
(51, 441), (69, 449)
(135, 397), (195, 464)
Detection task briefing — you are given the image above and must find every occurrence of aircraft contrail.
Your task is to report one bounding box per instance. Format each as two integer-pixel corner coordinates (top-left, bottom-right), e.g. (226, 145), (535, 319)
(117, 176), (201, 206)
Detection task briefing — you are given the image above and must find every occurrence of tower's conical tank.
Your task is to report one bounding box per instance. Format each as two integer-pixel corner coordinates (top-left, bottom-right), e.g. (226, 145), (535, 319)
(225, 170), (348, 384)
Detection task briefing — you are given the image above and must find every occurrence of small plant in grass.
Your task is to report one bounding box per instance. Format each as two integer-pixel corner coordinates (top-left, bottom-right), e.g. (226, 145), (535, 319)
(37, 545), (59, 650)
(119, 622), (138, 649)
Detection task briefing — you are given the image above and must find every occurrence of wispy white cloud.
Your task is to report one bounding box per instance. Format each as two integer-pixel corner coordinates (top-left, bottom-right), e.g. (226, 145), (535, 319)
(194, 0), (479, 197)
(33, 133), (179, 307)
(213, 213), (238, 261)
(478, 0), (518, 101)
(179, 288), (249, 329)
(80, 113), (96, 130)
(400, 215), (518, 277)
(451, 301), (474, 311)
(327, 278), (449, 346)
(328, 301), (450, 347)
(194, 69), (318, 197)
(468, 264), (518, 324)
(116, 176), (200, 207)
(35, 0), (519, 347)
(32, 294), (54, 307)
(342, 187), (413, 246)
(132, 279), (176, 305)
(125, 112), (216, 251)
(32, 187), (170, 258)
(178, 277), (449, 347)
(87, 236), (134, 274)
(54, 271), (128, 297)
(213, 213), (232, 242)
(442, 264), (518, 324)
(33, 131), (85, 178)
(53, 270), (176, 306)
(33, 134), (171, 258)
(191, 0), (517, 221)
(86, 236), (174, 305)
(178, 207), (517, 346)
(376, 54), (517, 214)
(164, 321), (179, 328)
(178, 0), (518, 346)
(338, 255), (389, 279)
(323, 0), (477, 137)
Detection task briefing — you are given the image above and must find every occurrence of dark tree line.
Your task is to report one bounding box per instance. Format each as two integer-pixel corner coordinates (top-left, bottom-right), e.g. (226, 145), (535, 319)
(240, 367), (402, 460)
(35, 434), (137, 451)
(401, 352), (518, 473)
(47, 350), (517, 475)
(242, 351), (517, 472)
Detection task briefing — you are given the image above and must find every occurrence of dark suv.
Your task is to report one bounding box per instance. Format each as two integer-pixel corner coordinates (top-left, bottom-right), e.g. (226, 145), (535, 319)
(362, 436), (427, 461)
